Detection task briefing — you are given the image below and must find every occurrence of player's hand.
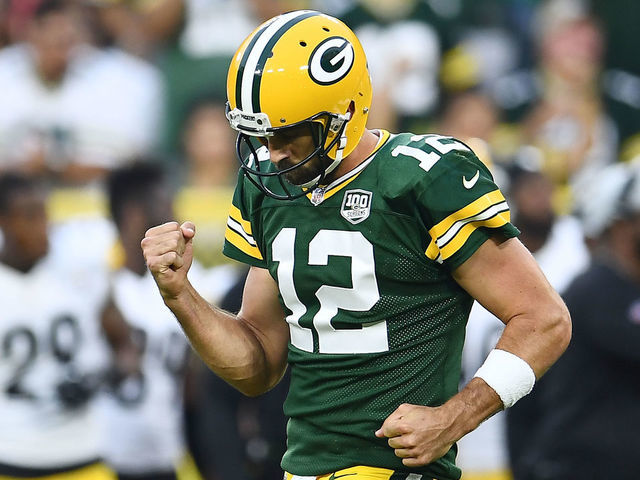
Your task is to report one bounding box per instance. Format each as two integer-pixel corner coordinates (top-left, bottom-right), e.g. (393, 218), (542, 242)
(141, 221), (195, 300)
(375, 403), (458, 467)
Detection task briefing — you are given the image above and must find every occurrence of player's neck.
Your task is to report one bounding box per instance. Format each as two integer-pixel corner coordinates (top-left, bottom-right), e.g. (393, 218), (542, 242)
(324, 129), (379, 184)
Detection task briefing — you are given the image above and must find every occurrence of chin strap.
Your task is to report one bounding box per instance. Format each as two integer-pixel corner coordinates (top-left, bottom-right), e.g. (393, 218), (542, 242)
(299, 111), (352, 190)
(322, 131), (348, 177)
(299, 128), (348, 190)
(312, 111), (352, 185)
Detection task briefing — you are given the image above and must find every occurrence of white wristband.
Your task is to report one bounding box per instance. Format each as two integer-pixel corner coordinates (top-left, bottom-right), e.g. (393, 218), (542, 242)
(473, 349), (536, 409)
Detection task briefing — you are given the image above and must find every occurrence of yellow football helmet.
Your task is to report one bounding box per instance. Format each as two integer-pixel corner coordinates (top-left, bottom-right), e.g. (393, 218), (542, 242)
(226, 10), (372, 199)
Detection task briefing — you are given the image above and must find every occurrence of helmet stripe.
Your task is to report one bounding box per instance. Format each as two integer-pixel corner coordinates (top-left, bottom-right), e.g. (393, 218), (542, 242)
(238, 10), (320, 114)
(235, 22), (271, 111)
(251, 11), (320, 113)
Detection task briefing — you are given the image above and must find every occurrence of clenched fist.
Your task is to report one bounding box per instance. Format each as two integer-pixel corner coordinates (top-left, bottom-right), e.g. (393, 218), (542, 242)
(141, 221), (196, 300)
(375, 402), (458, 467)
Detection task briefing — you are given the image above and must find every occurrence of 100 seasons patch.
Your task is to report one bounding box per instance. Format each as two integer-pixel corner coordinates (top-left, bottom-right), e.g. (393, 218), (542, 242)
(341, 189), (372, 224)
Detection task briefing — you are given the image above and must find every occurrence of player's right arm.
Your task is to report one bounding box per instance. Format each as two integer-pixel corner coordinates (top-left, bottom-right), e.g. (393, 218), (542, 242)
(142, 221), (289, 396)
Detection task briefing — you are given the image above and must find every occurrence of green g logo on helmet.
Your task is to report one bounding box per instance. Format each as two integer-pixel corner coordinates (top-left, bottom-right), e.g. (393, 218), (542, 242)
(309, 37), (355, 86)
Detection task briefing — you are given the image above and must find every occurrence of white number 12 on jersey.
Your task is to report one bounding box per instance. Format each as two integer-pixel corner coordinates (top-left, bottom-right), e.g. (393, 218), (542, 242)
(273, 228), (388, 354)
(391, 134), (470, 172)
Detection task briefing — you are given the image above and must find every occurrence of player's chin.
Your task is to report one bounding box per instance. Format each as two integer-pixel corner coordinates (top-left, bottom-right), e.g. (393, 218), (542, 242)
(283, 170), (320, 187)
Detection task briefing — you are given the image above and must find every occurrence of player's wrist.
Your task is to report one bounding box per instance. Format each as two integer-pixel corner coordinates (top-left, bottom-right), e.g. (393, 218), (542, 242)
(473, 348), (536, 409)
(442, 377), (503, 440)
(159, 277), (193, 304)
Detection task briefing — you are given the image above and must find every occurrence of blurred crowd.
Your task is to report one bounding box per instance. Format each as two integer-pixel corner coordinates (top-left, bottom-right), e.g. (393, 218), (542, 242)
(0, 0), (639, 479)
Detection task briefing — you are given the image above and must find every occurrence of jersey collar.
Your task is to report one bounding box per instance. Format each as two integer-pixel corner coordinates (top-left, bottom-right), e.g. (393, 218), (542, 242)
(305, 129), (390, 205)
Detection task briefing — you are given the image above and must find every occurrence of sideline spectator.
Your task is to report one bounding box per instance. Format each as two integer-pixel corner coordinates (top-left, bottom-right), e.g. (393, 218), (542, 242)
(489, 1), (640, 211)
(436, 90), (502, 169)
(180, 96), (238, 189)
(340, 0), (442, 132)
(90, 0), (185, 59)
(506, 162), (640, 479)
(0, 0), (164, 185)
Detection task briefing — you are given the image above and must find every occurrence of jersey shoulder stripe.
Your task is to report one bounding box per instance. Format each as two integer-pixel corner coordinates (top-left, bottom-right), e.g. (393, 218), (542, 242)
(225, 204), (263, 261)
(228, 204), (256, 238)
(426, 189), (511, 261)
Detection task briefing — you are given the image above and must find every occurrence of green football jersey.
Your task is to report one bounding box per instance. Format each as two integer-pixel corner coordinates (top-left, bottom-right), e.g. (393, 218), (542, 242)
(223, 130), (519, 479)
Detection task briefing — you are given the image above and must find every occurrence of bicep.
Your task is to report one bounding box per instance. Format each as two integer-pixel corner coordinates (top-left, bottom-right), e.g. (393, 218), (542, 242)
(452, 236), (561, 326)
(237, 266), (290, 387)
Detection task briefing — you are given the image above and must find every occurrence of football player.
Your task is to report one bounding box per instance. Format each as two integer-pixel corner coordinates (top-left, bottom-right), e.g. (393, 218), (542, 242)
(97, 162), (236, 480)
(142, 11), (571, 480)
(0, 173), (114, 480)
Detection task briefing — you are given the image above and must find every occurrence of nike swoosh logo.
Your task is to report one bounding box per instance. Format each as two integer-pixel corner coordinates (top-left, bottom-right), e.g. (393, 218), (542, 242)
(463, 170), (480, 189)
(328, 474), (357, 480)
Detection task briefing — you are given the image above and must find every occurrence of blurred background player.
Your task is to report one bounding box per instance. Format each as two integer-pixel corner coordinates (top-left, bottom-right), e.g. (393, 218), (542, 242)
(0, 172), (113, 480)
(506, 162), (640, 480)
(96, 162), (237, 480)
(179, 95), (238, 190)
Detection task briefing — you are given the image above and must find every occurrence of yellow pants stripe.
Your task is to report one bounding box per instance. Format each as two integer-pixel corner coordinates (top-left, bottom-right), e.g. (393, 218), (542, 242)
(286, 465), (395, 480)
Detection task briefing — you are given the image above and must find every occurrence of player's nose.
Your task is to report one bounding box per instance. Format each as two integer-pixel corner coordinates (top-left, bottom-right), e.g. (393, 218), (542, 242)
(267, 140), (291, 167)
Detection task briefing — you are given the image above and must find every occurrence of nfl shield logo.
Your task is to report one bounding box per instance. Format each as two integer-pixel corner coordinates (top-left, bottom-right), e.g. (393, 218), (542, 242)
(341, 189), (373, 224)
(310, 187), (325, 206)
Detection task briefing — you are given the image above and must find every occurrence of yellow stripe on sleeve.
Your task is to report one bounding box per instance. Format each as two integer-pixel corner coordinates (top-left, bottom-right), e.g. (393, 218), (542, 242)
(437, 210), (511, 260)
(228, 204), (254, 235)
(225, 227), (264, 260)
(430, 189), (506, 240)
(425, 189), (508, 260)
(426, 238), (440, 260)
